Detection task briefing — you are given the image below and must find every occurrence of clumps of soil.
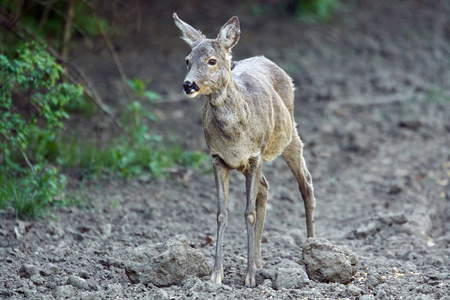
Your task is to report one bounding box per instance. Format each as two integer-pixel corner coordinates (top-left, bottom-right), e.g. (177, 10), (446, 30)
(125, 235), (211, 287)
(258, 258), (311, 290)
(302, 238), (358, 284)
(122, 235), (358, 291)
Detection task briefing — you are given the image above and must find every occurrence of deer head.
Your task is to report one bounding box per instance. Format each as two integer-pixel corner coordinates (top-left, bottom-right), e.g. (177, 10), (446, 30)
(173, 13), (241, 98)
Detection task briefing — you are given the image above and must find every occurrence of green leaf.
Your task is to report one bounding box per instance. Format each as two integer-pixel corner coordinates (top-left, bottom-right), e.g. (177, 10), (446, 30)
(144, 90), (161, 101)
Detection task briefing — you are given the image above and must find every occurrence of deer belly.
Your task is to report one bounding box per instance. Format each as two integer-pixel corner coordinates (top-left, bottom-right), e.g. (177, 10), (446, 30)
(262, 101), (293, 161)
(207, 137), (261, 170)
(214, 149), (259, 170)
(262, 133), (291, 162)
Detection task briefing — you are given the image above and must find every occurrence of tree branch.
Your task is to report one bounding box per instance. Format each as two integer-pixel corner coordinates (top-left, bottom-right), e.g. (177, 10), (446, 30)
(61, 0), (76, 66)
(90, 6), (132, 102)
(0, 132), (36, 177)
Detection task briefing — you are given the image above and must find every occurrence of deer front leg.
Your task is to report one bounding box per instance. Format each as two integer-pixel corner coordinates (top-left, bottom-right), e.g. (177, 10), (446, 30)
(211, 155), (230, 284)
(244, 156), (262, 287)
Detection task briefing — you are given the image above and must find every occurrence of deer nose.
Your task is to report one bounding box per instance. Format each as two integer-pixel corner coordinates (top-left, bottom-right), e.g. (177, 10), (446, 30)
(183, 81), (200, 94)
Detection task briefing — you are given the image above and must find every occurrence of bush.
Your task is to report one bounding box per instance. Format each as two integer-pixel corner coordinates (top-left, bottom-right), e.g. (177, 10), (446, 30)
(0, 9), (211, 220)
(58, 78), (210, 179)
(0, 42), (82, 219)
(0, 168), (66, 219)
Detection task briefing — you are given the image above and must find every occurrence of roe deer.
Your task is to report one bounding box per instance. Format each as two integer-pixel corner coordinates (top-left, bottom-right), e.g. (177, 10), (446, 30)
(173, 13), (316, 287)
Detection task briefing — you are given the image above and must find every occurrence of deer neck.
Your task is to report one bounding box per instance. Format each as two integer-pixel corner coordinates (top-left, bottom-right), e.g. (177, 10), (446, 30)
(204, 77), (249, 139)
(206, 78), (248, 122)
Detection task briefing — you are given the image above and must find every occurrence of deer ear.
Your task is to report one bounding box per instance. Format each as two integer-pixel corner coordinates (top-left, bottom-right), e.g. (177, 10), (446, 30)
(173, 13), (205, 48)
(217, 16), (240, 51)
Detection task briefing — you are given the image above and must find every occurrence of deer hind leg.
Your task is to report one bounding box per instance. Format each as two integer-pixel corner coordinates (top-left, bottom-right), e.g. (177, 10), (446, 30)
(211, 156), (230, 284)
(254, 175), (269, 269)
(282, 134), (316, 238)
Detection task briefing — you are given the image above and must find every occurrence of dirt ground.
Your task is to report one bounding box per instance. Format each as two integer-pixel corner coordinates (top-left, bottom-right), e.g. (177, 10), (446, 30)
(1, 0), (450, 299)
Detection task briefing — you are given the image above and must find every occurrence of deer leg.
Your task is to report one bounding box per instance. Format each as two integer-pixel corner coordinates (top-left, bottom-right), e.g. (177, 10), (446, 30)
(211, 155), (230, 284)
(282, 134), (316, 238)
(254, 175), (269, 269)
(243, 156), (262, 287)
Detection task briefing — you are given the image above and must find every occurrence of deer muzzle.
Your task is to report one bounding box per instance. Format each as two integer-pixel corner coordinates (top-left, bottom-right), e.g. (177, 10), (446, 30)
(183, 81), (200, 97)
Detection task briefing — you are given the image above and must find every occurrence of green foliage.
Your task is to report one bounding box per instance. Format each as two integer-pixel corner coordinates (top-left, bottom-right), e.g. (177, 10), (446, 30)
(0, 42), (82, 219)
(247, 0), (339, 22)
(126, 78), (161, 103)
(0, 0), (104, 47)
(125, 78), (160, 142)
(64, 95), (96, 116)
(59, 141), (210, 179)
(296, 0), (339, 22)
(0, 6), (210, 220)
(0, 168), (66, 219)
(0, 42), (82, 169)
(0, 53), (209, 189)
(58, 78), (209, 179)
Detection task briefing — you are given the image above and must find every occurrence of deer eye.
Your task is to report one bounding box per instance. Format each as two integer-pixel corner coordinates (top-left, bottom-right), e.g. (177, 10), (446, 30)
(208, 58), (217, 65)
(185, 59), (189, 66)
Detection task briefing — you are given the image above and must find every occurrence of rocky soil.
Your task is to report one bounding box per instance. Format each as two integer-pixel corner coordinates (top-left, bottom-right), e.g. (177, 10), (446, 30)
(1, 0), (449, 299)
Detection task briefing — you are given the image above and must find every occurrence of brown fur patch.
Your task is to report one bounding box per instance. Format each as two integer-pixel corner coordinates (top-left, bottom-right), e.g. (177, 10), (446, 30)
(197, 85), (208, 95)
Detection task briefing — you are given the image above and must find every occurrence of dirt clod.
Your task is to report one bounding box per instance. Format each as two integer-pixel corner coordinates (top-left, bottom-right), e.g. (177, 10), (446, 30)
(125, 235), (211, 287)
(272, 266), (310, 290)
(53, 285), (77, 299)
(67, 275), (89, 290)
(18, 264), (40, 278)
(302, 238), (358, 284)
(367, 271), (384, 289)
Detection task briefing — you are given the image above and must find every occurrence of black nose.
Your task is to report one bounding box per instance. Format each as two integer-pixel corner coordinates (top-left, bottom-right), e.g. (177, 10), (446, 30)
(183, 81), (199, 94)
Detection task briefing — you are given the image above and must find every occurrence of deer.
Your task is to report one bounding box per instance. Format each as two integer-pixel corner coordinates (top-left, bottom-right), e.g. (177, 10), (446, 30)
(173, 13), (317, 287)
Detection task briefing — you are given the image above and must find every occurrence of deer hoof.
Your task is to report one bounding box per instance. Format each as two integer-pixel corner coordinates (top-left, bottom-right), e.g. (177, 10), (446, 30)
(210, 268), (223, 284)
(244, 270), (256, 287)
